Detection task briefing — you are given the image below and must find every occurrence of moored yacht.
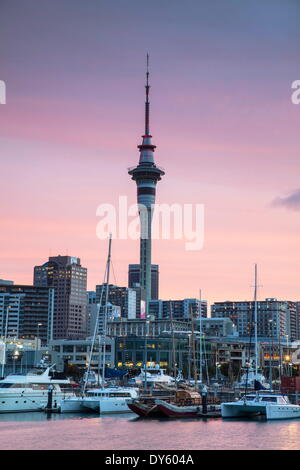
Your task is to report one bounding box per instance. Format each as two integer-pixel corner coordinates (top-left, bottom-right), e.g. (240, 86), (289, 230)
(60, 386), (139, 413)
(221, 392), (300, 420)
(129, 364), (175, 386)
(84, 386), (139, 413)
(0, 366), (75, 413)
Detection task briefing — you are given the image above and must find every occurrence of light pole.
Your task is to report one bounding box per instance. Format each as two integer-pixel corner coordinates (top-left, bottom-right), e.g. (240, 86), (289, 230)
(284, 335), (289, 376)
(35, 323), (43, 366)
(144, 317), (150, 391)
(13, 349), (19, 373)
(187, 333), (191, 381)
(268, 319), (273, 390)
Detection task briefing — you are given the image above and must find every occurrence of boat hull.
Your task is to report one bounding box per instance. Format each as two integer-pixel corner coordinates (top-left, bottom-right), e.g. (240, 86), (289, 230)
(99, 398), (133, 414)
(127, 401), (164, 417)
(221, 402), (265, 418)
(82, 398), (100, 412)
(60, 397), (89, 413)
(265, 405), (300, 420)
(156, 400), (200, 417)
(221, 401), (300, 420)
(0, 392), (72, 413)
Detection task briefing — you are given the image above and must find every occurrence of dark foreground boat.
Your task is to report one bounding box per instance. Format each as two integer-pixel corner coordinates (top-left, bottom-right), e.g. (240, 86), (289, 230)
(127, 397), (166, 417)
(128, 388), (221, 419)
(155, 399), (221, 418)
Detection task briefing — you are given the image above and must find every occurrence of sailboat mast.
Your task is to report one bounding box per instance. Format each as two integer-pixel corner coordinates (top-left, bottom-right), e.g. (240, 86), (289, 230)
(190, 304), (197, 388)
(101, 234), (112, 388)
(199, 289), (202, 384)
(170, 301), (177, 382)
(254, 264), (258, 378)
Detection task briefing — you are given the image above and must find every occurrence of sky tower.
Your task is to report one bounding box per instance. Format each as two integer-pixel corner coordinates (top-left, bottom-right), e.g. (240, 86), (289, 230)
(128, 55), (165, 313)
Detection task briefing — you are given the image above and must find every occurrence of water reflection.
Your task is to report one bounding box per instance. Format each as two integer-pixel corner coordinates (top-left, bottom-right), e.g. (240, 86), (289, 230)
(1, 412), (300, 450)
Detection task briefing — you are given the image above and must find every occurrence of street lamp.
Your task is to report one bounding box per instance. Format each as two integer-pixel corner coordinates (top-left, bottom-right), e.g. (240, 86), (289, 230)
(215, 362), (221, 381)
(143, 317), (150, 391)
(12, 349), (19, 374)
(187, 333), (192, 381)
(268, 319), (273, 390)
(284, 335), (289, 376)
(35, 323), (43, 366)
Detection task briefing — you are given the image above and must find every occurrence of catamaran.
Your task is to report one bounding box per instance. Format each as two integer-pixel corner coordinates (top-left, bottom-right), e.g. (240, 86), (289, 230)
(221, 265), (300, 420)
(221, 391), (300, 419)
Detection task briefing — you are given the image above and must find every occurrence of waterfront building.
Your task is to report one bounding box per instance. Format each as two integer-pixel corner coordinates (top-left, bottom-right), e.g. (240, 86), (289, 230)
(115, 335), (190, 374)
(0, 280), (14, 286)
(96, 284), (136, 319)
(34, 256), (87, 340)
(209, 338), (247, 377)
(49, 337), (115, 373)
(0, 338), (48, 376)
(211, 299), (298, 341)
(128, 57), (165, 313)
(295, 302), (300, 340)
(107, 318), (191, 338)
(0, 284), (54, 344)
(197, 317), (236, 337)
(128, 264), (159, 300)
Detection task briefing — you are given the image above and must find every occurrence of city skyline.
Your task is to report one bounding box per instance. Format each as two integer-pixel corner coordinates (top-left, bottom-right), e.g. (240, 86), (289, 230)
(1, 0), (300, 304)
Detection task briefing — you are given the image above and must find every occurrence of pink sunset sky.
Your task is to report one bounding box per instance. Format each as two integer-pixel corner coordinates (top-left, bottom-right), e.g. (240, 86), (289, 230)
(0, 0), (300, 307)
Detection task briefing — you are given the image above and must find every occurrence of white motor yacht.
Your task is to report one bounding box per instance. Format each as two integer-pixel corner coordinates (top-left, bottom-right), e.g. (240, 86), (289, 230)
(130, 364), (175, 386)
(0, 366), (75, 413)
(221, 392), (300, 420)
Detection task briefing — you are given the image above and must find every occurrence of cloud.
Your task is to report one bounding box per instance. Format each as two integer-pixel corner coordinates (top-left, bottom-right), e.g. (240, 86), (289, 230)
(272, 189), (300, 211)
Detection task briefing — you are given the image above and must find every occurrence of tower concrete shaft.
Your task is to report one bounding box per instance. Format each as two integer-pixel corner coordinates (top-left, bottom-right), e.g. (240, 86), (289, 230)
(128, 56), (164, 313)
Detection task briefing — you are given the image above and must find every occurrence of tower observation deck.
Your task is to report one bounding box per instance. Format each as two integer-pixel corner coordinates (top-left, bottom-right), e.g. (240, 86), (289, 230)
(128, 55), (165, 313)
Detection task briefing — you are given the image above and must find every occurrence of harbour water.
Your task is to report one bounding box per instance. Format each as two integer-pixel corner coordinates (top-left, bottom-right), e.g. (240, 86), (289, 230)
(0, 412), (300, 450)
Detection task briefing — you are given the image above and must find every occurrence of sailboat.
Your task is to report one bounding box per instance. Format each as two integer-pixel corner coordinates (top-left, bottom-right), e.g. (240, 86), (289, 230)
(62, 237), (140, 414)
(221, 265), (300, 420)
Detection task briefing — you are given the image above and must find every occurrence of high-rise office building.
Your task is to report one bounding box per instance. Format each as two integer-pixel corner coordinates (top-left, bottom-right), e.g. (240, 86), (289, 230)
(86, 291), (121, 336)
(149, 298), (207, 321)
(128, 264), (159, 300)
(95, 284), (136, 319)
(0, 284), (54, 344)
(128, 56), (164, 312)
(211, 298), (298, 341)
(296, 302), (300, 340)
(34, 255), (87, 340)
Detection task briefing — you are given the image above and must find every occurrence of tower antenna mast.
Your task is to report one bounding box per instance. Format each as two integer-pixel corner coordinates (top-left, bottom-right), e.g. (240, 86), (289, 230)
(145, 53), (150, 136)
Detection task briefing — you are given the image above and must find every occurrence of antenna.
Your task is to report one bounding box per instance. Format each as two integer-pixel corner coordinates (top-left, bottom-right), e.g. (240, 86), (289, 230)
(146, 53), (149, 89)
(145, 53), (150, 135)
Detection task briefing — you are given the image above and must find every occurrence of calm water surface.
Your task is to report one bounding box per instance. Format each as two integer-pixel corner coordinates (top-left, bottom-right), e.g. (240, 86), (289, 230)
(0, 412), (299, 450)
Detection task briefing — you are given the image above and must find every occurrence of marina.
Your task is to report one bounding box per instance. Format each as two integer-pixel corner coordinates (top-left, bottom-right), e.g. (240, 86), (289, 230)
(1, 0), (299, 454)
